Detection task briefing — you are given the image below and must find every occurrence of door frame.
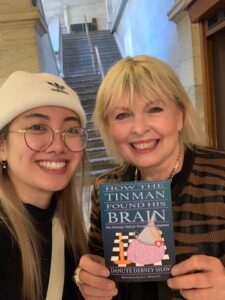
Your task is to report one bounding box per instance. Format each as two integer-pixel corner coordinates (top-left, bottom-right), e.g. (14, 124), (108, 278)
(186, 0), (225, 146)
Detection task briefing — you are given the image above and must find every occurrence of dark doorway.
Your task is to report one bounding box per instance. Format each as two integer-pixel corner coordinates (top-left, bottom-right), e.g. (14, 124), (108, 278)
(211, 28), (225, 149)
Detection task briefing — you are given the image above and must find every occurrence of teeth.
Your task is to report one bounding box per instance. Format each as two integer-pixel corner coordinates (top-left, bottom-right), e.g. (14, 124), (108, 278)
(132, 141), (156, 150)
(39, 161), (66, 170)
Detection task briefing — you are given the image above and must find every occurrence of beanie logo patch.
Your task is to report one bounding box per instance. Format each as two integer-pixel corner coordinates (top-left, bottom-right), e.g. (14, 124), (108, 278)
(47, 82), (69, 95)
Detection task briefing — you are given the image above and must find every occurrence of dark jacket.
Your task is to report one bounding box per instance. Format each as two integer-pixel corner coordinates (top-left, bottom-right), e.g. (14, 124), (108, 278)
(0, 198), (80, 300)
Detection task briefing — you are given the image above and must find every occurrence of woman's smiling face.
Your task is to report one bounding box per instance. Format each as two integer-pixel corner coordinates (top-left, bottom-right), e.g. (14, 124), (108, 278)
(107, 95), (183, 179)
(0, 106), (83, 208)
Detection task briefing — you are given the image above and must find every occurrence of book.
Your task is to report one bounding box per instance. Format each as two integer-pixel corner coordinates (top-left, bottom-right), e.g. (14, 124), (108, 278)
(100, 180), (175, 282)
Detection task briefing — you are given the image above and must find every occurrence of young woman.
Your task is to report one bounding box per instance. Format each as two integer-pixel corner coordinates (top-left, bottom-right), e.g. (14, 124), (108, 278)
(75, 56), (225, 300)
(0, 71), (89, 300)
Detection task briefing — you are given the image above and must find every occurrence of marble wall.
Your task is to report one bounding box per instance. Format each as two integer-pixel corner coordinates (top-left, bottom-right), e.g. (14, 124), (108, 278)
(0, 1), (40, 85)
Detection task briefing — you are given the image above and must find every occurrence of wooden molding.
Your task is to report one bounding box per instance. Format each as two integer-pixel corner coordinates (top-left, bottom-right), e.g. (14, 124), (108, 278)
(168, 0), (194, 23)
(199, 23), (216, 146)
(187, 0), (225, 23)
(0, 11), (39, 23)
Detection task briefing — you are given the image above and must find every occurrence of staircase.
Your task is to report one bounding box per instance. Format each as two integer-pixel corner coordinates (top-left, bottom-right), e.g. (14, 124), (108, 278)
(62, 30), (121, 179)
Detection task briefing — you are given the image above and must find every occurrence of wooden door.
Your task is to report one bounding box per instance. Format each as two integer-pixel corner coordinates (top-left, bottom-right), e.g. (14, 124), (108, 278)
(187, 0), (225, 148)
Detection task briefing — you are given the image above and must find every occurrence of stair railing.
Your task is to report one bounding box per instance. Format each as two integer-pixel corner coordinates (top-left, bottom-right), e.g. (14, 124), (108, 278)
(95, 46), (105, 79)
(84, 15), (96, 74)
(84, 15), (105, 78)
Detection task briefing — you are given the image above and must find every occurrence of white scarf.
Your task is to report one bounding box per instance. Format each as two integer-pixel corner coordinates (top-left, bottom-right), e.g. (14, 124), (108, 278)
(46, 216), (65, 300)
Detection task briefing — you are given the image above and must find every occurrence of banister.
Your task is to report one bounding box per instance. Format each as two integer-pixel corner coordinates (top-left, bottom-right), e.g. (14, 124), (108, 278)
(84, 15), (96, 74)
(84, 15), (105, 78)
(95, 46), (105, 79)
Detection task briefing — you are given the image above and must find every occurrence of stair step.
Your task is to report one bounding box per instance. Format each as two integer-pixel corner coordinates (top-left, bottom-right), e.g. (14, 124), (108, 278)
(63, 30), (121, 178)
(90, 168), (111, 176)
(88, 136), (102, 142)
(86, 146), (105, 152)
(87, 126), (98, 132)
(89, 156), (112, 163)
(88, 159), (116, 171)
(87, 133), (100, 140)
(87, 139), (105, 148)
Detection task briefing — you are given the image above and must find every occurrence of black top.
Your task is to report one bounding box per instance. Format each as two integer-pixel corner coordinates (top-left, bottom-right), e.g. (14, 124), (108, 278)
(0, 198), (80, 300)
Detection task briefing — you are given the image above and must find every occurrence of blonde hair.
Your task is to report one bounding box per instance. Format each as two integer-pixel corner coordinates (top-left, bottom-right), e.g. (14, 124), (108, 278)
(0, 125), (89, 300)
(93, 55), (205, 163)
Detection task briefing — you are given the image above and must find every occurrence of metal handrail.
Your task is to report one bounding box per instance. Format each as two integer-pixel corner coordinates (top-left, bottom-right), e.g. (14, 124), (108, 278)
(84, 15), (105, 78)
(84, 15), (96, 74)
(95, 46), (105, 79)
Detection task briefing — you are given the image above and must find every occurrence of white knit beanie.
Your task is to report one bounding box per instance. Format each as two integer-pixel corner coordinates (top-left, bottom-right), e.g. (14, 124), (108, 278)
(0, 71), (86, 129)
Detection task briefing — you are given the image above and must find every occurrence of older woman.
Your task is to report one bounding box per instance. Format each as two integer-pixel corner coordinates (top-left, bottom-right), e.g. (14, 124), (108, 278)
(75, 56), (225, 300)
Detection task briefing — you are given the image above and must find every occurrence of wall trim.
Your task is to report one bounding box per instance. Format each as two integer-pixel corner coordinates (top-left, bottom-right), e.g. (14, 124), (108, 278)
(168, 0), (193, 23)
(110, 0), (128, 32)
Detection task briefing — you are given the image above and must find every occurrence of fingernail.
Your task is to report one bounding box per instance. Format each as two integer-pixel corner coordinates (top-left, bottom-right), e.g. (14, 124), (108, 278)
(171, 266), (178, 276)
(101, 269), (110, 277)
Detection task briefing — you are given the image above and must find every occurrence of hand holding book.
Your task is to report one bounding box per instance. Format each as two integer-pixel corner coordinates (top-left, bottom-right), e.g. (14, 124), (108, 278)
(75, 254), (118, 298)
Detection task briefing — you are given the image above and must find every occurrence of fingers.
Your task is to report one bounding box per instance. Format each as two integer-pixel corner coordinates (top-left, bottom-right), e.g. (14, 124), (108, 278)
(167, 269), (212, 290)
(80, 254), (110, 277)
(170, 255), (223, 277)
(79, 267), (116, 290)
(80, 284), (118, 299)
(77, 254), (118, 299)
(81, 298), (112, 300)
(167, 255), (225, 292)
(179, 287), (211, 300)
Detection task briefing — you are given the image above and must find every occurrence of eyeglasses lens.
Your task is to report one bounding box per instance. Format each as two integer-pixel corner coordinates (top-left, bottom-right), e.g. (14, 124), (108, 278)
(64, 127), (88, 152)
(24, 125), (87, 152)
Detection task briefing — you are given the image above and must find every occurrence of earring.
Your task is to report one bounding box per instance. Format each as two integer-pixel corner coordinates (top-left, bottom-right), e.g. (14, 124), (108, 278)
(1, 160), (7, 170)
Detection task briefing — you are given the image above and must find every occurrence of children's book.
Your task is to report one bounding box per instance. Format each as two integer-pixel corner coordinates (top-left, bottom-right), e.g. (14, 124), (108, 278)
(100, 180), (175, 282)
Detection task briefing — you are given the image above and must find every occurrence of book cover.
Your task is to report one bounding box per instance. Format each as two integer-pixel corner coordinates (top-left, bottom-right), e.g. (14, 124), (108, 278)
(100, 180), (175, 282)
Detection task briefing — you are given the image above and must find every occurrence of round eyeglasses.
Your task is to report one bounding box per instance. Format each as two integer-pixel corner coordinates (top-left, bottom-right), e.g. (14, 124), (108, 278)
(9, 124), (88, 152)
